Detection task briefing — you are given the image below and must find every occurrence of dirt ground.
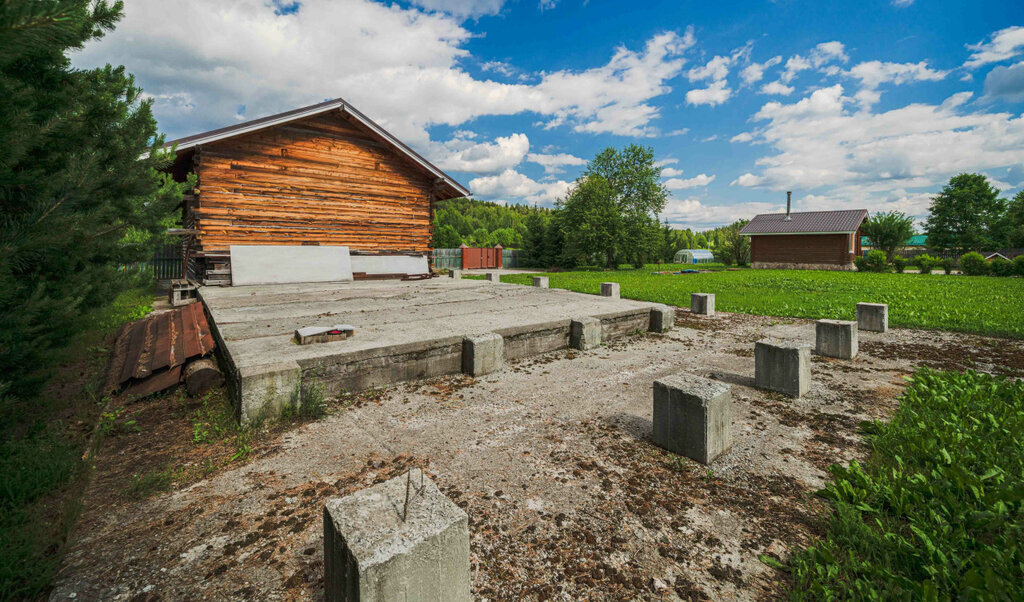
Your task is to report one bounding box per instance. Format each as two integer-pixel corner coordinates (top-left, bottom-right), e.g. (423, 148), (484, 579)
(49, 309), (1024, 601)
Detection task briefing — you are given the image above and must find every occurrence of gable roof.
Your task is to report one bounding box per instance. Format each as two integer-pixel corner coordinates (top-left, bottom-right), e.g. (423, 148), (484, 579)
(161, 97), (469, 198)
(739, 209), (868, 235)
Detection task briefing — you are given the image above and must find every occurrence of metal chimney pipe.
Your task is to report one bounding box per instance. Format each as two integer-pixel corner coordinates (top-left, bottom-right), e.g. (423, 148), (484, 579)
(785, 191), (792, 220)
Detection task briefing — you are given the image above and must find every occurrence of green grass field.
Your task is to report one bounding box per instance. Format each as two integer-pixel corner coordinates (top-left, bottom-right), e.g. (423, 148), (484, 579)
(496, 265), (1024, 339)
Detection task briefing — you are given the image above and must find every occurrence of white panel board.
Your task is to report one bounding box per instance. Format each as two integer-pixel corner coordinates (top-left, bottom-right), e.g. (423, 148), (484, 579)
(350, 255), (429, 275)
(230, 245), (353, 286)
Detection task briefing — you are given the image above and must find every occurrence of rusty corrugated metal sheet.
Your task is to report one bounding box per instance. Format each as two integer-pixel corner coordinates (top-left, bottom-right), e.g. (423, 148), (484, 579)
(105, 303), (215, 397)
(739, 209), (868, 235)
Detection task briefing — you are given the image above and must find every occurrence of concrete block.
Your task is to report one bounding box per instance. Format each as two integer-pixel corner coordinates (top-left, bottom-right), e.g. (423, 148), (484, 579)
(532, 276), (549, 288)
(690, 293), (715, 316)
(649, 304), (674, 333)
(815, 320), (858, 359)
(350, 255), (428, 277)
(754, 339), (811, 397)
(569, 317), (602, 350)
(324, 469), (471, 602)
(652, 374), (733, 465)
(449, 269), (461, 280)
(600, 282), (620, 298)
(857, 303), (888, 333)
(295, 324), (356, 345)
(237, 360), (301, 424)
(462, 333), (504, 376)
(485, 272), (500, 283)
(230, 244), (353, 286)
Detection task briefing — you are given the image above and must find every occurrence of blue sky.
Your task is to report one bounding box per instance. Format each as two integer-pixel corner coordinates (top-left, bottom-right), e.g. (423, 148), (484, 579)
(73, 0), (1024, 228)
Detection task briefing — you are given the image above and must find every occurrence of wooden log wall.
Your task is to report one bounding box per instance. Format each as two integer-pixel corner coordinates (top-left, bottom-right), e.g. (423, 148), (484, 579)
(190, 112), (437, 256)
(750, 233), (851, 265)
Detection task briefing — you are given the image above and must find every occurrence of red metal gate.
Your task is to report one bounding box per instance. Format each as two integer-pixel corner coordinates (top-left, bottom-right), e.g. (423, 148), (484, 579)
(460, 245), (504, 270)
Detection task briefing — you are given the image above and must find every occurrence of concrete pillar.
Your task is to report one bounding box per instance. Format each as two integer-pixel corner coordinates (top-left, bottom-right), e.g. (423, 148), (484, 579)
(324, 469), (471, 602)
(652, 374), (733, 465)
(649, 304), (674, 333)
(462, 333), (504, 376)
(570, 317), (602, 350)
(532, 276), (549, 288)
(690, 293), (715, 316)
(754, 339), (811, 397)
(449, 269), (461, 280)
(237, 360), (301, 425)
(600, 282), (620, 298)
(485, 272), (500, 283)
(815, 320), (858, 359)
(857, 303), (888, 333)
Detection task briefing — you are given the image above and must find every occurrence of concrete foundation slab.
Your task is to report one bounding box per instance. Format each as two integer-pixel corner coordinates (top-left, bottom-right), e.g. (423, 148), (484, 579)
(815, 320), (858, 359)
(691, 293), (715, 316)
(324, 469), (470, 602)
(754, 339), (811, 397)
(857, 303), (888, 333)
(462, 333), (504, 376)
(652, 374), (733, 464)
(570, 317), (602, 350)
(200, 280), (655, 422)
(532, 276), (549, 288)
(600, 282), (620, 298)
(649, 304), (674, 333)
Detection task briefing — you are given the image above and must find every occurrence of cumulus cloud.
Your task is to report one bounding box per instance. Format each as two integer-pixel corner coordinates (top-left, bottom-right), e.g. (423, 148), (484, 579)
(964, 26), (1024, 69)
(408, 0), (507, 19)
(526, 151), (587, 174)
(435, 132), (530, 174)
(469, 169), (571, 205)
(729, 85), (1024, 215)
(759, 80), (794, 95)
(983, 61), (1024, 103)
(664, 173), (715, 190)
(686, 80), (731, 106)
(846, 60), (948, 89)
(683, 44), (752, 106)
(730, 132), (753, 143)
(661, 197), (779, 229)
(72, 1), (695, 147)
(809, 42), (848, 67)
(740, 56), (781, 86)
(660, 167), (684, 177)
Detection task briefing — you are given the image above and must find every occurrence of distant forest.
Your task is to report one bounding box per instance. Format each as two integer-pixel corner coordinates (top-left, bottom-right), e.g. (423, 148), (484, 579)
(432, 197), (744, 266)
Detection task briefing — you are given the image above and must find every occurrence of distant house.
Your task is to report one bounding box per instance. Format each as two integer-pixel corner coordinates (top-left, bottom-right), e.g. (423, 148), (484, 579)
(861, 234), (927, 250)
(740, 208), (868, 271)
(162, 97), (469, 284)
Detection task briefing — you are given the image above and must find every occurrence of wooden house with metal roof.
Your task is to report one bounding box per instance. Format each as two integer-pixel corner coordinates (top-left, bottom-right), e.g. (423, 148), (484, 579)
(162, 97), (469, 284)
(739, 193), (867, 271)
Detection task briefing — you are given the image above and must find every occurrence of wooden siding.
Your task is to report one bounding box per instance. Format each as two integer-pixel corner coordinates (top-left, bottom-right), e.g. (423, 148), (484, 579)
(750, 233), (853, 265)
(190, 112), (437, 256)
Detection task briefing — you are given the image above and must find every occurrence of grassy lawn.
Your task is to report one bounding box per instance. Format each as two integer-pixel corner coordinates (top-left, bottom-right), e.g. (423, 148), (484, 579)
(495, 265), (1024, 339)
(788, 369), (1024, 599)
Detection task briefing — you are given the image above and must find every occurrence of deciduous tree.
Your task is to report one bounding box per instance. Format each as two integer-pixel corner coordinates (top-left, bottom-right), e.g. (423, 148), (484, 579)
(925, 174), (1006, 254)
(861, 211), (915, 262)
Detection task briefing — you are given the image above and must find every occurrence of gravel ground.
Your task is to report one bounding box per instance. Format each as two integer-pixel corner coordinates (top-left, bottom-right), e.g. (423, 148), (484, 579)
(49, 309), (1024, 601)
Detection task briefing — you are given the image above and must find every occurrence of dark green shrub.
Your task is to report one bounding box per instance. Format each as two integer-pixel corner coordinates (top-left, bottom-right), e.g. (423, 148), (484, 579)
(790, 369), (1024, 600)
(863, 250), (889, 273)
(853, 256), (867, 272)
(913, 254), (938, 274)
(892, 256), (907, 273)
(941, 258), (954, 274)
(1014, 255), (1024, 277)
(959, 252), (988, 276)
(990, 257), (1014, 277)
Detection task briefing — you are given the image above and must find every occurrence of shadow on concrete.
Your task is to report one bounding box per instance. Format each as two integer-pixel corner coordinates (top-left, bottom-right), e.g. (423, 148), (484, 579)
(705, 371), (756, 389)
(604, 411), (652, 442)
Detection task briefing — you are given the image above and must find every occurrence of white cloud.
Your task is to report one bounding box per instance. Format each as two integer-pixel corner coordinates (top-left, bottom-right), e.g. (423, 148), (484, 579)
(891, 0), (914, 6)
(408, 0), (506, 19)
(983, 61), (1024, 103)
(435, 132), (530, 173)
(664, 173), (715, 189)
(846, 60), (948, 89)
(469, 169), (571, 205)
(701, 134), (719, 142)
(686, 79), (731, 106)
(759, 80), (794, 95)
(730, 85), (1024, 216)
(740, 56), (781, 85)
(964, 26), (1024, 69)
(688, 55), (732, 82)
(73, 2), (695, 150)
(662, 197), (779, 229)
(810, 42), (848, 67)
(526, 151), (587, 174)
(660, 167), (684, 177)
(779, 55), (812, 83)
(730, 132), (753, 143)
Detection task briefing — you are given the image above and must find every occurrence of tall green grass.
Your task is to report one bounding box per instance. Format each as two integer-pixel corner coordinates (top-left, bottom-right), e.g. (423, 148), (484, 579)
(790, 369), (1024, 599)
(499, 267), (1024, 338)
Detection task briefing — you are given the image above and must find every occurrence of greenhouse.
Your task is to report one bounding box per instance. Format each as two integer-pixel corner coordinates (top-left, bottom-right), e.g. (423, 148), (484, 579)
(673, 249), (716, 264)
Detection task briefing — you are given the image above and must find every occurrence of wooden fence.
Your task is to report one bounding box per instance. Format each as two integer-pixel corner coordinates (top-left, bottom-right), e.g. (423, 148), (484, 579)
(432, 248), (523, 270)
(152, 244), (183, 280)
